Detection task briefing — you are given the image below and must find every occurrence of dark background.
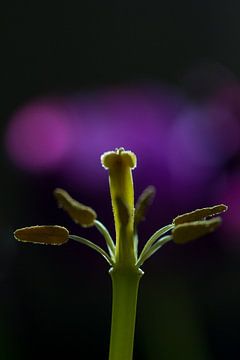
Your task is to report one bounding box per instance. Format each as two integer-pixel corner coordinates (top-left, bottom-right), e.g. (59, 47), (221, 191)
(1, 1), (240, 359)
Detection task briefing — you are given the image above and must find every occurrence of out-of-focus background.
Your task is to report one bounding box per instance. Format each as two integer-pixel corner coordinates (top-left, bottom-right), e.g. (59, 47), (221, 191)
(1, 1), (240, 359)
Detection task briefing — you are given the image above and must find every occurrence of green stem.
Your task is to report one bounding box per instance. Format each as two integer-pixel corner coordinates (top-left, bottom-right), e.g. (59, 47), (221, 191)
(108, 267), (143, 360)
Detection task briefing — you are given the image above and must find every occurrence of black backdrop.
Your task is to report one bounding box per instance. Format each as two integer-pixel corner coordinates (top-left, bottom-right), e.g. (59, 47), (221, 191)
(1, 2), (240, 359)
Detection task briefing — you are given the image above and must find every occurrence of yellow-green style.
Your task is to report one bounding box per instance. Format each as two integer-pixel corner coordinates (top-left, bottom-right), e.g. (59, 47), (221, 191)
(14, 148), (228, 360)
(101, 148), (136, 266)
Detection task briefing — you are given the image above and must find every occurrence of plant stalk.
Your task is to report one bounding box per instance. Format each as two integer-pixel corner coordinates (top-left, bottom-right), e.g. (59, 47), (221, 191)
(108, 267), (143, 360)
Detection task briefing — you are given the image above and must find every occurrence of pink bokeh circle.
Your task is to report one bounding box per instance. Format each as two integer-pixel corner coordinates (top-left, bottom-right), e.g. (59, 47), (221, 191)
(5, 100), (72, 172)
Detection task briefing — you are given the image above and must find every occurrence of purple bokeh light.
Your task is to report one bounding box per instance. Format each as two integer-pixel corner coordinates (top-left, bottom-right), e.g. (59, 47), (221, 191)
(167, 103), (240, 181)
(60, 85), (186, 193)
(5, 100), (72, 172)
(4, 82), (240, 239)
